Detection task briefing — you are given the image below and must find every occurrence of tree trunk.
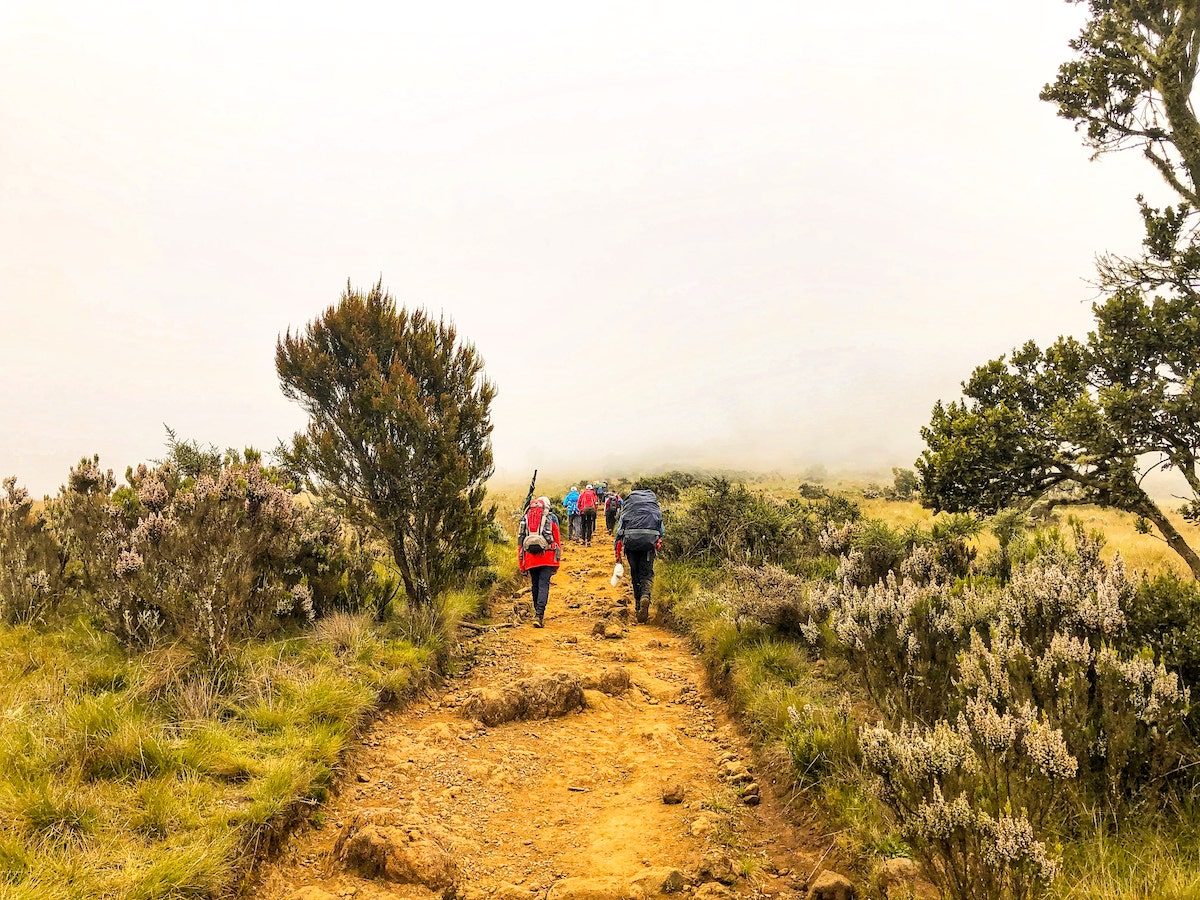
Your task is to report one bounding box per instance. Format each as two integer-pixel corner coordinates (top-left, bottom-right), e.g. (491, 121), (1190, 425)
(1136, 493), (1200, 580)
(390, 534), (420, 609)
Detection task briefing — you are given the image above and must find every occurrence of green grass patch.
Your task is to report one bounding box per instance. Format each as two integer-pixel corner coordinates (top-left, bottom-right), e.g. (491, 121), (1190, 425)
(0, 609), (439, 897)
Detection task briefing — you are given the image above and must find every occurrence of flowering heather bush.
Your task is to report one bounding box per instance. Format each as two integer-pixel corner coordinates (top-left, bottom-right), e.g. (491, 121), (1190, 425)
(953, 541), (1189, 805)
(820, 571), (991, 723)
(46, 456), (119, 596)
(831, 530), (1191, 898)
(0, 477), (61, 624)
(861, 712), (1067, 900)
(728, 563), (832, 637)
(42, 454), (383, 659)
(94, 461), (302, 654)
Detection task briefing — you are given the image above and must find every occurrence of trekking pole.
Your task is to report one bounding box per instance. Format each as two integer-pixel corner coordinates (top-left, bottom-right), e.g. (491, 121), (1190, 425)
(521, 469), (538, 513)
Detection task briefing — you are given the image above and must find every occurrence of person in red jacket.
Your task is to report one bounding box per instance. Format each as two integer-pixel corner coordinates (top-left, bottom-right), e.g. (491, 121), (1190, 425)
(517, 496), (562, 627)
(577, 484), (599, 546)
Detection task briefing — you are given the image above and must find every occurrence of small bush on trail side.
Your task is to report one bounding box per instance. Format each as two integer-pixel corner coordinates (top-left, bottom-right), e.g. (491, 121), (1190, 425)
(667, 479), (802, 566)
(0, 477), (61, 625)
(37, 448), (398, 659)
(728, 563), (828, 639)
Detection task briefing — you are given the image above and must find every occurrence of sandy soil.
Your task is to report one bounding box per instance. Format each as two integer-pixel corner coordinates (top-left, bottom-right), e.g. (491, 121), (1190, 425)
(254, 534), (836, 899)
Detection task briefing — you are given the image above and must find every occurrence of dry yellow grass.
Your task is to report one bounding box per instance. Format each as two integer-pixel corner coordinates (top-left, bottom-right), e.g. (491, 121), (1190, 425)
(863, 497), (1195, 578)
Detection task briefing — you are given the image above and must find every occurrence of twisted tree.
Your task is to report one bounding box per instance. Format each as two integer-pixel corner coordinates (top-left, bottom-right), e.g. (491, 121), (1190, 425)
(919, 2), (1200, 578)
(276, 281), (496, 609)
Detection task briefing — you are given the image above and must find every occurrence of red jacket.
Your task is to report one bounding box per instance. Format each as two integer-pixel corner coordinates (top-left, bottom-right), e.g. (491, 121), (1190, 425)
(577, 489), (598, 512)
(518, 506), (562, 572)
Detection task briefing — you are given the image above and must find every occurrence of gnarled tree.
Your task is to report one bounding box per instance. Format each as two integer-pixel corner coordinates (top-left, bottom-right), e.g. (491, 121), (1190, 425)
(276, 281), (496, 609)
(919, 2), (1200, 579)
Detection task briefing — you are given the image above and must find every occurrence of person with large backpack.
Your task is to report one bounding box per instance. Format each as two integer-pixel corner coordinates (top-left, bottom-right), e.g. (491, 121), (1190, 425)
(518, 496), (562, 628)
(614, 488), (664, 624)
(577, 484), (599, 546)
(604, 491), (622, 533)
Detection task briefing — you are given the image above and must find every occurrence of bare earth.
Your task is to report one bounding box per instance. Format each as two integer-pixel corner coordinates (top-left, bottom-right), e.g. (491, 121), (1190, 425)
(255, 536), (836, 900)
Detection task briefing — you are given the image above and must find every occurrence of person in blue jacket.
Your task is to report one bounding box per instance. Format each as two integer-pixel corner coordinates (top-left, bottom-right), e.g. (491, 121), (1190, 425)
(563, 485), (581, 542)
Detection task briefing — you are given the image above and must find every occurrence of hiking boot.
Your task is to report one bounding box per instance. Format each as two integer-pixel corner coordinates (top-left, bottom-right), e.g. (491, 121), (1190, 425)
(636, 602), (649, 624)
(534, 614), (544, 628)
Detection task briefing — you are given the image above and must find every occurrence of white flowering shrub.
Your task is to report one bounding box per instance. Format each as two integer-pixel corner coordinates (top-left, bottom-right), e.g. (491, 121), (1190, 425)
(0, 477), (61, 624)
(728, 563), (833, 637)
(822, 572), (992, 723)
(861, 711), (1068, 900)
(846, 532), (1191, 899)
(40, 453), (377, 658)
(93, 461), (302, 655)
(954, 543), (1189, 805)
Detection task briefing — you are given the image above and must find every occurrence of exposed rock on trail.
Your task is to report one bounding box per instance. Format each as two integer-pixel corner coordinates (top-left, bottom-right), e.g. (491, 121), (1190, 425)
(460, 672), (586, 726)
(255, 536), (839, 899)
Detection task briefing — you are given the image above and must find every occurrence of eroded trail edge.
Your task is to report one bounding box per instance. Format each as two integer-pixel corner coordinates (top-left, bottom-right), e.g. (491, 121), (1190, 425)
(257, 538), (838, 900)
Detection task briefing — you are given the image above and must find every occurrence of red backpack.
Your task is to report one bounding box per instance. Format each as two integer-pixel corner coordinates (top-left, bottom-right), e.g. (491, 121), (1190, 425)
(522, 506), (554, 552)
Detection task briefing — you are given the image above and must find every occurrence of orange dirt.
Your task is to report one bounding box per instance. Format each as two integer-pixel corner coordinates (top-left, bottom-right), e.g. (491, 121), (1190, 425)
(255, 536), (837, 899)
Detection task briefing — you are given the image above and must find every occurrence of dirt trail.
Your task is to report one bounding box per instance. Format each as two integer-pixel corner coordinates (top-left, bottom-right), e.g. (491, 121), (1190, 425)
(256, 534), (835, 900)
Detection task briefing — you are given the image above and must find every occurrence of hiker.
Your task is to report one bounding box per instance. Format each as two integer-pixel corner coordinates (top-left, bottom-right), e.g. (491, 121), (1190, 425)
(577, 484), (599, 546)
(604, 491), (622, 533)
(518, 496), (561, 628)
(563, 485), (581, 542)
(614, 488), (664, 624)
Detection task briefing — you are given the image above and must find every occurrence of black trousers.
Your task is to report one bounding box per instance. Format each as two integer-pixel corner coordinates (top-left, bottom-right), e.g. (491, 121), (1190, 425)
(626, 546), (656, 604)
(528, 566), (553, 617)
(605, 509), (617, 532)
(581, 509), (597, 543)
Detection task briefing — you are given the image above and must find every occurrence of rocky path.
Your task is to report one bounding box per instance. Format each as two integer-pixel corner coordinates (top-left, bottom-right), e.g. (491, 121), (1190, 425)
(255, 535), (852, 900)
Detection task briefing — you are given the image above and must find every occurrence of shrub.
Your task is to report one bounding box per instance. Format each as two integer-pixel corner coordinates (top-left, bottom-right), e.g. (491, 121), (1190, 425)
(821, 572), (983, 723)
(629, 472), (694, 501)
(667, 478), (801, 565)
(861, 715), (1067, 900)
(728, 564), (829, 638)
(848, 520), (908, 585)
(1127, 571), (1200, 723)
(0, 477), (61, 624)
(892, 467), (920, 500)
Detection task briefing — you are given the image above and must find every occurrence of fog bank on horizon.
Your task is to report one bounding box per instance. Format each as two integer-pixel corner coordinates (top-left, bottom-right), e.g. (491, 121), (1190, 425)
(491, 435), (920, 493)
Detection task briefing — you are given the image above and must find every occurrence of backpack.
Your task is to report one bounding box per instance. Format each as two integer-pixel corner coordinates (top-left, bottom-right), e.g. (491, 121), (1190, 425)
(522, 505), (555, 553)
(619, 490), (663, 551)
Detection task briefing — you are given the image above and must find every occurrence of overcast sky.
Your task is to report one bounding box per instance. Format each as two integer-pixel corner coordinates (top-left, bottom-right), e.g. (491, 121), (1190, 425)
(0, 1), (1163, 496)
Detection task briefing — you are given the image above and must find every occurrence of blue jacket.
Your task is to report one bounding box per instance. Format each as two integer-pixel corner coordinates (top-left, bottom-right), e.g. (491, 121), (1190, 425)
(563, 489), (580, 515)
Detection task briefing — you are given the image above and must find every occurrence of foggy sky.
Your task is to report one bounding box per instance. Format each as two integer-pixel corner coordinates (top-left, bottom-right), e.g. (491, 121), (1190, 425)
(0, 1), (1162, 497)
